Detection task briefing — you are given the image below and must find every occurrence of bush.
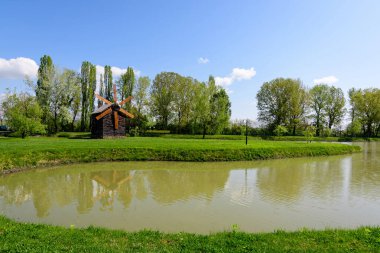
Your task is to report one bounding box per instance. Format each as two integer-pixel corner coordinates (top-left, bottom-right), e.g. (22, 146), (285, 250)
(273, 125), (288, 136)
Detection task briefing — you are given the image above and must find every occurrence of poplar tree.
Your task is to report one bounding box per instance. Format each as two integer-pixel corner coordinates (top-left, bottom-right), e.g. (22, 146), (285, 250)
(80, 61), (93, 131)
(118, 67), (135, 110)
(88, 64), (97, 115)
(36, 55), (54, 125)
(98, 74), (104, 107)
(104, 66), (113, 101)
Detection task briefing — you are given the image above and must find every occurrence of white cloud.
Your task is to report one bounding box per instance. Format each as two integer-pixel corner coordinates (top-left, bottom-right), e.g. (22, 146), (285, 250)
(198, 57), (209, 64)
(0, 57), (39, 79)
(0, 93), (6, 116)
(94, 65), (141, 94)
(313, 75), (339, 85)
(215, 67), (256, 87)
(95, 65), (140, 80)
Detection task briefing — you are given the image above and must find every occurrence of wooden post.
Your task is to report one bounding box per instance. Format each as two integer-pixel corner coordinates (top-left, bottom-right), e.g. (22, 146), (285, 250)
(246, 119), (248, 145)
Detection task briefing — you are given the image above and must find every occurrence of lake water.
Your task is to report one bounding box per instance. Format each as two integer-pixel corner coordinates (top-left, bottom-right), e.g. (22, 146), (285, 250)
(0, 142), (379, 234)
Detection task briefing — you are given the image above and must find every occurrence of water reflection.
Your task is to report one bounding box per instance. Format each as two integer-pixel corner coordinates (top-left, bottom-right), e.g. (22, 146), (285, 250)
(0, 143), (379, 233)
(0, 163), (230, 217)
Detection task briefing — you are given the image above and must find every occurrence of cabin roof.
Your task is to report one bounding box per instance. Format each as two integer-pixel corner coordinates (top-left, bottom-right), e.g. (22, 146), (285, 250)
(92, 104), (111, 114)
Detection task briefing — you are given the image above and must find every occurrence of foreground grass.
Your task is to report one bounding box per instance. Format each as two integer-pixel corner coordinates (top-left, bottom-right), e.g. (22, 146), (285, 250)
(0, 136), (360, 172)
(0, 216), (379, 252)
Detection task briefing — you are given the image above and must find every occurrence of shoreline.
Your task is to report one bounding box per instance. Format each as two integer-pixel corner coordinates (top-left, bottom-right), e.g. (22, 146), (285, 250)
(0, 137), (361, 174)
(0, 216), (378, 252)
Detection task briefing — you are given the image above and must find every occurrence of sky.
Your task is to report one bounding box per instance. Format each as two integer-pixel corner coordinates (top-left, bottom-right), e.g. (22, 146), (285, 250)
(1, 0), (380, 120)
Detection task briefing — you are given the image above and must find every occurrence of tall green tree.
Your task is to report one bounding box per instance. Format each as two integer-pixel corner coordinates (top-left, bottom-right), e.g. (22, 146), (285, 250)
(98, 74), (104, 107)
(257, 78), (307, 133)
(130, 76), (151, 132)
(349, 88), (380, 137)
(309, 84), (330, 136)
(60, 70), (81, 131)
(287, 80), (308, 135)
(208, 75), (217, 98)
(192, 76), (217, 138)
(173, 76), (195, 132)
(49, 69), (82, 132)
(134, 76), (150, 115)
(325, 86), (345, 129)
(210, 88), (231, 134)
(104, 66), (113, 102)
(88, 65), (97, 115)
(29, 56), (81, 133)
(309, 84), (346, 136)
(36, 55), (54, 125)
(2, 93), (46, 138)
(348, 88), (359, 125)
(150, 72), (179, 128)
(80, 61), (95, 131)
(50, 71), (66, 133)
(118, 67), (135, 110)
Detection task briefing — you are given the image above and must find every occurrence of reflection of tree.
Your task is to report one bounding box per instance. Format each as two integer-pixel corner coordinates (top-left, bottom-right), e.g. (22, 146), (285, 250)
(133, 172), (148, 200)
(32, 183), (52, 218)
(0, 168), (138, 215)
(256, 156), (345, 203)
(147, 170), (229, 204)
(0, 177), (32, 205)
(77, 173), (94, 213)
(1, 167), (230, 211)
(308, 159), (343, 198)
(350, 143), (380, 197)
(257, 160), (305, 203)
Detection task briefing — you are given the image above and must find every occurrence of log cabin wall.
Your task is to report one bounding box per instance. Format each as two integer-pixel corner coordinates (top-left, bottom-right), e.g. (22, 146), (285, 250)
(91, 113), (126, 138)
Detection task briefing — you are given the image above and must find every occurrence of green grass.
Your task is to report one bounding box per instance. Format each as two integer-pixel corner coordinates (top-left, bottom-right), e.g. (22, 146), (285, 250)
(0, 136), (360, 172)
(158, 134), (380, 142)
(0, 216), (379, 252)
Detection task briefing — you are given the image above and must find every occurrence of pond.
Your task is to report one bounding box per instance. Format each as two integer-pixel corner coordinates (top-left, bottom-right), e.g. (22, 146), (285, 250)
(0, 142), (379, 234)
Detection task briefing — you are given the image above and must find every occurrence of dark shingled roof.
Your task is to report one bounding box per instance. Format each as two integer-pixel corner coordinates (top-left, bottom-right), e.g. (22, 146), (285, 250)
(92, 104), (112, 114)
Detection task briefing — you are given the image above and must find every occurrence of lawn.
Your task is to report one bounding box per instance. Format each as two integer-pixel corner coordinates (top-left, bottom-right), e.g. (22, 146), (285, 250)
(0, 216), (379, 252)
(0, 136), (360, 172)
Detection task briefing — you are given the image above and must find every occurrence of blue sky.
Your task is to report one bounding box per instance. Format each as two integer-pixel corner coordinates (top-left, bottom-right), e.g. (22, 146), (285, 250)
(1, 0), (379, 119)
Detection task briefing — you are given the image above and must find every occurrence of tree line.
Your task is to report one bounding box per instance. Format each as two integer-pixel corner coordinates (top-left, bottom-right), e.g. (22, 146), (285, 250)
(1, 55), (379, 138)
(256, 78), (380, 137)
(1, 55), (231, 137)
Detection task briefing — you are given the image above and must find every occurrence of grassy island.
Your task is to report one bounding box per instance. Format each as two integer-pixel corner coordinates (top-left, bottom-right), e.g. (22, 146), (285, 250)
(0, 136), (360, 172)
(0, 216), (379, 252)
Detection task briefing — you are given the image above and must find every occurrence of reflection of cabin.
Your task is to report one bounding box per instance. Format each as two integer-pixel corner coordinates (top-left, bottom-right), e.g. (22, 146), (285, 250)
(91, 104), (126, 138)
(91, 171), (134, 209)
(91, 170), (133, 190)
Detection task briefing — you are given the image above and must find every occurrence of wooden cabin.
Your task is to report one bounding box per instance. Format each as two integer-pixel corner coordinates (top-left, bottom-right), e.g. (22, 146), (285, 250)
(91, 104), (127, 138)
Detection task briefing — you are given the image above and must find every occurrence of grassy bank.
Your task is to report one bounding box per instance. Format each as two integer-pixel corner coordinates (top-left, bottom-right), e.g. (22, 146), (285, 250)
(0, 216), (379, 252)
(0, 136), (360, 172)
(54, 132), (380, 142)
(157, 134), (380, 142)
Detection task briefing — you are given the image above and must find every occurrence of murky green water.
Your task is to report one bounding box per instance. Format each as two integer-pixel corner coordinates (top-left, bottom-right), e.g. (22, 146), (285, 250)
(1, 142), (379, 233)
